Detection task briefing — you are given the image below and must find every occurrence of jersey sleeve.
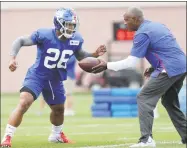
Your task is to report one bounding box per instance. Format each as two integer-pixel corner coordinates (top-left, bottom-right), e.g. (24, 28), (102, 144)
(130, 33), (150, 58)
(30, 29), (45, 44)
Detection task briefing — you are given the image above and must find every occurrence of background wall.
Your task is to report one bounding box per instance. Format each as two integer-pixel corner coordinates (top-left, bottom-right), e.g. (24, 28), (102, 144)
(1, 2), (186, 92)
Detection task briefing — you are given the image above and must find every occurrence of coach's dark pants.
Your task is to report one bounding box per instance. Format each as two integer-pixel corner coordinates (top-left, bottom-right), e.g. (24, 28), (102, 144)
(137, 73), (186, 143)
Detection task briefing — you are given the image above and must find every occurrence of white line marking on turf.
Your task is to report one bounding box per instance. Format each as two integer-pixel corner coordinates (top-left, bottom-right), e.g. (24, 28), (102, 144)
(77, 143), (133, 148)
(21, 131), (134, 137)
(117, 137), (138, 141)
(2, 123), (175, 129)
(14, 129), (176, 137)
(73, 141), (182, 148)
(157, 141), (181, 144)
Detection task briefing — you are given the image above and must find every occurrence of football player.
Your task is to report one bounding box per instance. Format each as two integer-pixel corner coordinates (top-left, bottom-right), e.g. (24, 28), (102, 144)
(1, 8), (106, 147)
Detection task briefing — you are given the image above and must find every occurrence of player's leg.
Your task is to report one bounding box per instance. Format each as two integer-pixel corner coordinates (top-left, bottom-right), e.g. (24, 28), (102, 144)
(161, 74), (186, 144)
(37, 95), (46, 116)
(64, 78), (76, 116)
(42, 80), (73, 143)
(1, 91), (34, 147)
(1, 76), (44, 147)
(48, 103), (71, 143)
(129, 73), (186, 148)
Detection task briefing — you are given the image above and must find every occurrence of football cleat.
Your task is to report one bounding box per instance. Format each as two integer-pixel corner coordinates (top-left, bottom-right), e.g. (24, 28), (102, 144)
(48, 132), (74, 143)
(1, 135), (12, 147)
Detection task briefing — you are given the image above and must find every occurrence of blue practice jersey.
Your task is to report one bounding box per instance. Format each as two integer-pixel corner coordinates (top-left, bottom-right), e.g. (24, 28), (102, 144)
(29, 28), (83, 81)
(67, 55), (76, 80)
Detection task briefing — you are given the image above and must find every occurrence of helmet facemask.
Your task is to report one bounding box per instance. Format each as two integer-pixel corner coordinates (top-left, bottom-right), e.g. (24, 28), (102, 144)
(58, 18), (78, 39)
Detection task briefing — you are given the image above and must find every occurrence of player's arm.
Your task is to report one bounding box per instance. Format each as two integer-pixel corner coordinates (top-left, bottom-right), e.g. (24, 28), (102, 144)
(9, 36), (36, 72)
(74, 45), (106, 61)
(10, 36), (36, 59)
(74, 49), (96, 61)
(9, 30), (44, 72)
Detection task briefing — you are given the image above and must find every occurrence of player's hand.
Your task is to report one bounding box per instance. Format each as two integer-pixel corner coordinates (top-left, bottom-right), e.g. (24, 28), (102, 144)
(92, 59), (107, 73)
(94, 45), (107, 57)
(144, 67), (154, 79)
(9, 58), (18, 72)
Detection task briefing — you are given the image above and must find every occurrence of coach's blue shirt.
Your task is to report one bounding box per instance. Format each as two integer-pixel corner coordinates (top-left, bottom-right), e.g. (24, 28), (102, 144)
(131, 20), (186, 77)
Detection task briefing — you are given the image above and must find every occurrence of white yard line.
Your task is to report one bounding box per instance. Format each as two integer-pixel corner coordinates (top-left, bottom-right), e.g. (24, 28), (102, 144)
(13, 128), (176, 137)
(75, 140), (182, 148)
(77, 143), (133, 148)
(74, 141), (182, 148)
(17, 131), (135, 137)
(157, 141), (181, 144)
(117, 137), (138, 141)
(1, 124), (175, 129)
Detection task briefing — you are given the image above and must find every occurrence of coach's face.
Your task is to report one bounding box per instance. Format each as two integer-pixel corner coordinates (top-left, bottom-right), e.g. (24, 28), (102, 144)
(123, 13), (140, 31)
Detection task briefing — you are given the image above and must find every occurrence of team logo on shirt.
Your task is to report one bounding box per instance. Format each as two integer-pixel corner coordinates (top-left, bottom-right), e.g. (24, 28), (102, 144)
(70, 40), (80, 46)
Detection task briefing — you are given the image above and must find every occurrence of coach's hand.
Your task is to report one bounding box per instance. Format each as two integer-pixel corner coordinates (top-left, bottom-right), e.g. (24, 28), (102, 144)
(9, 57), (18, 72)
(144, 67), (154, 78)
(92, 59), (107, 73)
(93, 45), (107, 57)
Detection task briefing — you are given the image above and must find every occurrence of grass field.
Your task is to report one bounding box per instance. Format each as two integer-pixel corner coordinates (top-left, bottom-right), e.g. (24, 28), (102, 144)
(1, 93), (186, 148)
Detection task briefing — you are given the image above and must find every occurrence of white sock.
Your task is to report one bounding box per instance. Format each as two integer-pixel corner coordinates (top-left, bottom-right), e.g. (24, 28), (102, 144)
(51, 124), (63, 135)
(5, 124), (17, 137)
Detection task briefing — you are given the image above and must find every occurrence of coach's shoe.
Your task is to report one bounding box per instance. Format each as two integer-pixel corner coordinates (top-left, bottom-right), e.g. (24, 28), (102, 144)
(129, 137), (156, 147)
(1, 135), (12, 147)
(48, 132), (74, 143)
(181, 138), (187, 144)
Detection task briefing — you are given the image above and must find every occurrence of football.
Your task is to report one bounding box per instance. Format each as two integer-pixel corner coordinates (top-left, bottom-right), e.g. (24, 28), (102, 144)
(78, 57), (100, 73)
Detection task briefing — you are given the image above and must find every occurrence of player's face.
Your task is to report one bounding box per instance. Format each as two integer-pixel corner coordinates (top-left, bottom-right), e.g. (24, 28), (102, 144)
(65, 22), (76, 35)
(123, 14), (139, 31)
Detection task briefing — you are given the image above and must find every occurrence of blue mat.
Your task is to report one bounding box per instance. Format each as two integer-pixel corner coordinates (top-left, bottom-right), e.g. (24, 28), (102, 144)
(131, 104), (138, 110)
(92, 111), (111, 117)
(112, 111), (132, 117)
(94, 96), (137, 104)
(111, 88), (140, 96)
(131, 110), (138, 117)
(92, 88), (141, 96)
(111, 104), (131, 111)
(92, 88), (111, 96)
(91, 103), (110, 111)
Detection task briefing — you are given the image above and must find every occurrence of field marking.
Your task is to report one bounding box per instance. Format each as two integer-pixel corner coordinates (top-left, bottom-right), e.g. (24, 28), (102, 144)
(75, 141), (182, 148)
(10, 129), (176, 137)
(157, 141), (181, 144)
(15, 131), (137, 137)
(117, 137), (138, 141)
(0, 124), (175, 129)
(77, 143), (133, 148)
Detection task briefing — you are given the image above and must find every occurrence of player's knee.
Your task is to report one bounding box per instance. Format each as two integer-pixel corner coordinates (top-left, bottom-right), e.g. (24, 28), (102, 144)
(18, 92), (34, 113)
(52, 106), (64, 116)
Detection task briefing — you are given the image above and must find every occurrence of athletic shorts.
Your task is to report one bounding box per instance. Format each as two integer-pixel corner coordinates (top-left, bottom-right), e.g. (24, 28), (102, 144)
(20, 72), (66, 105)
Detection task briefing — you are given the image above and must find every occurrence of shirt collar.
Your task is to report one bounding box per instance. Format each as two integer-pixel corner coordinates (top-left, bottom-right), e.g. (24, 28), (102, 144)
(138, 20), (150, 30)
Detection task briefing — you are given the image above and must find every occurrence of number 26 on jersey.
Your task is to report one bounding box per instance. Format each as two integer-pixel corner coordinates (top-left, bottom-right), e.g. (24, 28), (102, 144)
(44, 48), (73, 69)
